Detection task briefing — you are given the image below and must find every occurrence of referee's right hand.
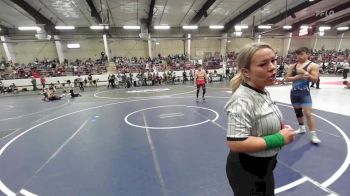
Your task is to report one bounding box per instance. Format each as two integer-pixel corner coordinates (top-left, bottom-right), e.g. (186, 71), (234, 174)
(279, 125), (296, 145)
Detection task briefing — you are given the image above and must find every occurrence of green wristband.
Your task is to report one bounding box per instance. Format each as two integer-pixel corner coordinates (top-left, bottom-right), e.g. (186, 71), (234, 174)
(263, 133), (285, 149)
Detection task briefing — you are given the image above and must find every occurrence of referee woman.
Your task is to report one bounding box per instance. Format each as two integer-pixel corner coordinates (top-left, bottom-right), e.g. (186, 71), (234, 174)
(224, 42), (296, 196)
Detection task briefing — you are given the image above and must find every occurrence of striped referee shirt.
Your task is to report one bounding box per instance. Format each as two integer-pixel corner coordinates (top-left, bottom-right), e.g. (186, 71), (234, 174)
(224, 83), (283, 157)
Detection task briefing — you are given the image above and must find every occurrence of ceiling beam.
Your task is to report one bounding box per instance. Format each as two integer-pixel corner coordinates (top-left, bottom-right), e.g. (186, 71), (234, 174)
(290, 1), (350, 32)
(261, 0), (323, 25)
(147, 0), (156, 30)
(325, 14), (350, 27)
(85, 0), (112, 37)
(85, 0), (102, 24)
(327, 15), (350, 35)
(10, 0), (55, 27)
(0, 25), (9, 35)
(189, 0), (217, 25)
(222, 0), (271, 33)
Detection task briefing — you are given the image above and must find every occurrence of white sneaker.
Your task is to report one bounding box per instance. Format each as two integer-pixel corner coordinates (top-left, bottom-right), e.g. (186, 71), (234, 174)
(310, 132), (321, 144)
(295, 126), (306, 134)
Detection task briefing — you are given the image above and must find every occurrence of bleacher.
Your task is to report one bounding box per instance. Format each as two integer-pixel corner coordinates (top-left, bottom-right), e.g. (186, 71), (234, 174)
(0, 58), (107, 80)
(2, 49), (349, 93)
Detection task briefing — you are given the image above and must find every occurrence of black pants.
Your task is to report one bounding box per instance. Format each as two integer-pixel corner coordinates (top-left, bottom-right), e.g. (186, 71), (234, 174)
(310, 77), (320, 88)
(226, 151), (277, 196)
(344, 69), (349, 79)
(70, 90), (80, 97)
(70, 93), (80, 97)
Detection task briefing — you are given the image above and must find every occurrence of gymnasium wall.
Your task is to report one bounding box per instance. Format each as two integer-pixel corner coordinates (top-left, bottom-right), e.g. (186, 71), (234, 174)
(152, 40), (184, 58)
(109, 39), (148, 58)
(12, 41), (57, 64)
(226, 38), (253, 52)
(0, 43), (5, 59)
(190, 39), (221, 59)
(62, 39), (104, 61)
(1, 36), (349, 64)
(313, 38), (338, 50)
(260, 37), (285, 54)
(339, 37), (350, 50)
(289, 38), (315, 51)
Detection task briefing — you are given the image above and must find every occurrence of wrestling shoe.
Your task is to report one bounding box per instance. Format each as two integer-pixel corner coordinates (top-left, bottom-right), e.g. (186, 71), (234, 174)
(310, 132), (321, 144)
(295, 126), (306, 134)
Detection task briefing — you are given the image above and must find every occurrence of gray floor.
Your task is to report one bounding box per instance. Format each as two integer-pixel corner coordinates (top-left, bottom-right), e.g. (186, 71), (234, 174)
(0, 76), (349, 196)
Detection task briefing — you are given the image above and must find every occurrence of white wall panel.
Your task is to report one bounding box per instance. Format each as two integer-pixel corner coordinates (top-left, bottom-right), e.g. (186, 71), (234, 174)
(109, 40), (147, 58)
(260, 38), (284, 54)
(13, 41), (57, 64)
(339, 37), (350, 50)
(152, 40), (184, 57)
(289, 38), (313, 51)
(314, 38), (338, 50)
(227, 38), (253, 52)
(62, 39), (104, 61)
(0, 44), (5, 60)
(191, 39), (221, 59)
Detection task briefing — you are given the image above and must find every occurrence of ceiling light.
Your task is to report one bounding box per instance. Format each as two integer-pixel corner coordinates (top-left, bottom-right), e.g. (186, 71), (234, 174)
(182, 25), (198, 30)
(90, 26), (109, 30)
(155, 42), (160, 45)
(319, 31), (324, 36)
(90, 26), (103, 30)
(227, 40), (231, 43)
(337, 27), (349, 31)
(319, 26), (331, 31)
(18, 26), (41, 31)
(55, 26), (75, 30)
(209, 25), (224, 29)
(283, 25), (292, 29)
(67, 43), (80, 49)
(258, 25), (271, 29)
(154, 25), (170, 30)
(300, 25), (309, 29)
(123, 26), (140, 30)
(234, 32), (242, 36)
(234, 25), (248, 31)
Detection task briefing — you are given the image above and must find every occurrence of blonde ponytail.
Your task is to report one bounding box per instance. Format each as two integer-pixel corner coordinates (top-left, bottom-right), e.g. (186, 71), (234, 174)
(230, 72), (243, 93)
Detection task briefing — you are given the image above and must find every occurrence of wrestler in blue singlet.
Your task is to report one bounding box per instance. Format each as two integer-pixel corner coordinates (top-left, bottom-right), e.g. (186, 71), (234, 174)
(290, 61), (312, 107)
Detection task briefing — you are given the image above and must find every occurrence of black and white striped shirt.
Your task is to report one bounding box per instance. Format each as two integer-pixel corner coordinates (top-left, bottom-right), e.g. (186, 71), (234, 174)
(224, 83), (283, 157)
